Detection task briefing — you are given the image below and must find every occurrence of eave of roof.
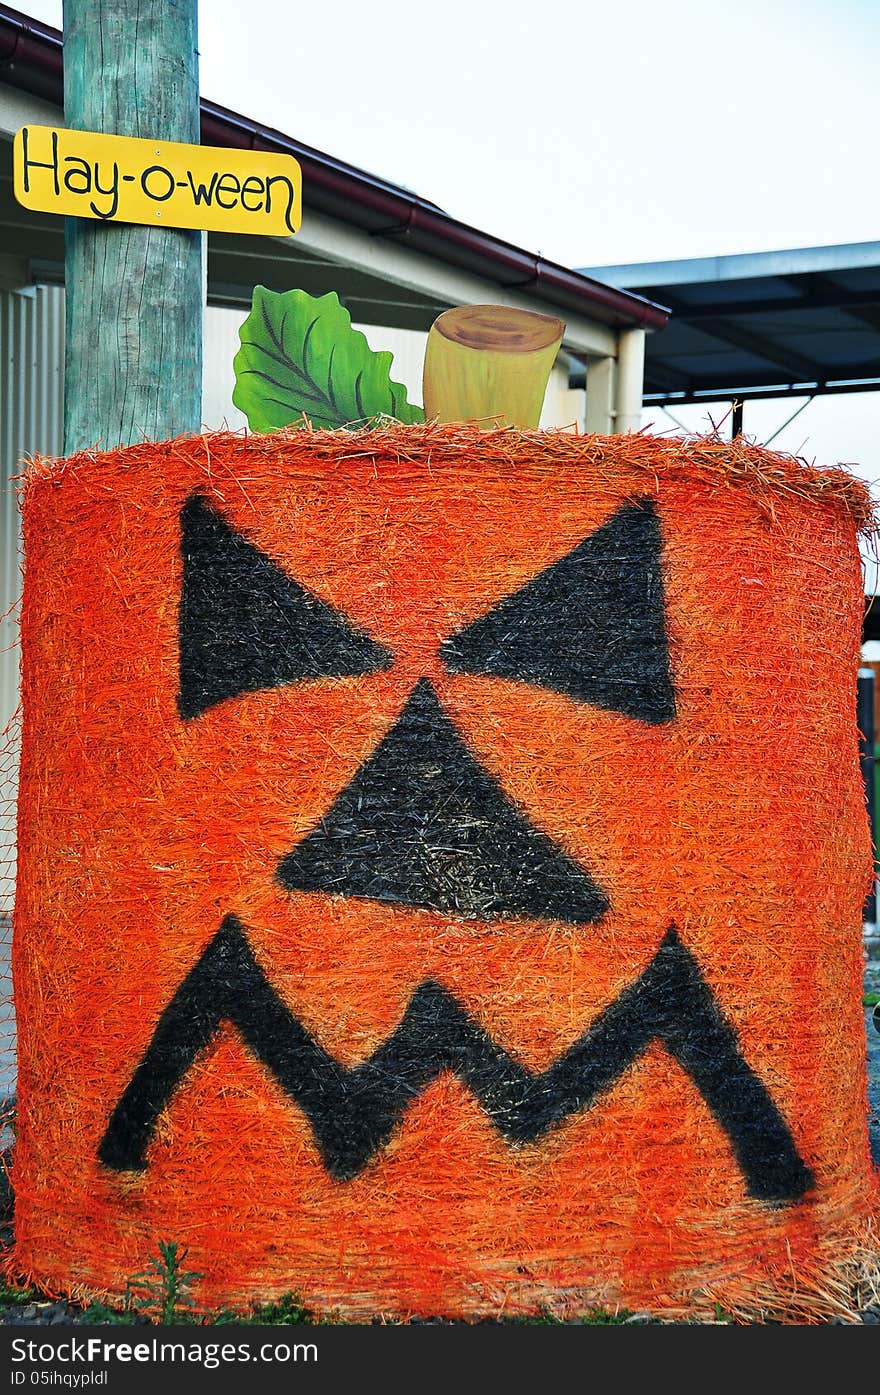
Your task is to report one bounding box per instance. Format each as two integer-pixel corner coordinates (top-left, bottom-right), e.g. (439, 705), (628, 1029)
(580, 241), (880, 291)
(0, 3), (668, 333)
(577, 241), (880, 404)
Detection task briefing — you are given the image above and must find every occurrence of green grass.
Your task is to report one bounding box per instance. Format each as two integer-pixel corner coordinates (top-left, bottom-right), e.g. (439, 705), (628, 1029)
(0, 1247), (729, 1326)
(76, 1289), (317, 1327)
(0, 1280), (40, 1306)
(864, 991), (879, 1007)
(575, 1307), (638, 1325)
(0, 1277), (648, 1326)
(79, 1297), (140, 1325)
(236, 1293), (315, 1325)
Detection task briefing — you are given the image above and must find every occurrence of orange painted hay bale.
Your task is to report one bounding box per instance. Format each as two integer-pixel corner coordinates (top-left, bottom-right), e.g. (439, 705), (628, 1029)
(11, 424), (880, 1320)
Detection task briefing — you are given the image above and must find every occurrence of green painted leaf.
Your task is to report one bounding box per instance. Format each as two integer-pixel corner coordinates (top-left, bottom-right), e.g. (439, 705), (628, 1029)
(232, 286), (424, 431)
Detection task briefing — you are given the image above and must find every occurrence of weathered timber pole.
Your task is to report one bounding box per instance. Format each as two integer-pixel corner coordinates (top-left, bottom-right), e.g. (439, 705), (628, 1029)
(63, 0), (202, 453)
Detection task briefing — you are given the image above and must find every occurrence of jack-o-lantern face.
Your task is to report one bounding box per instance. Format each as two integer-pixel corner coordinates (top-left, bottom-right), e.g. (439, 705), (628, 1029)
(13, 427), (876, 1318)
(99, 490), (810, 1204)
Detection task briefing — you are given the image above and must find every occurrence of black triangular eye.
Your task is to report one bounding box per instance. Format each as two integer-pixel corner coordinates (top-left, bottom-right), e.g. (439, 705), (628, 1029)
(440, 499), (675, 724)
(178, 495), (392, 720)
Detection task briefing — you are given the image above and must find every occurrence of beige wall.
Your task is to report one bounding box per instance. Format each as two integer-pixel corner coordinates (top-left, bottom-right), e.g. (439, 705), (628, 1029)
(202, 309), (586, 434)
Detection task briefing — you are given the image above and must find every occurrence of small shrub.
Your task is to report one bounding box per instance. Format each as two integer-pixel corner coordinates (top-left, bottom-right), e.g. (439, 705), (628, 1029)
(244, 1292), (314, 1325)
(128, 1241), (203, 1325)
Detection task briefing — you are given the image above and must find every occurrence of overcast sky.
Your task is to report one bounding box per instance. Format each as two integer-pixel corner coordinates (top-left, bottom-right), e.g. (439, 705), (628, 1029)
(23, 0), (880, 527)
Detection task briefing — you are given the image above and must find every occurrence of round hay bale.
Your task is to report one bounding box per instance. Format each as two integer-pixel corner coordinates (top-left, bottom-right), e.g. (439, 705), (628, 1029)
(12, 424), (880, 1320)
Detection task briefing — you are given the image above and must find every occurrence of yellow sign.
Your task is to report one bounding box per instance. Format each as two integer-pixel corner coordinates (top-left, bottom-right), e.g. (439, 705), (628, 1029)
(13, 125), (302, 236)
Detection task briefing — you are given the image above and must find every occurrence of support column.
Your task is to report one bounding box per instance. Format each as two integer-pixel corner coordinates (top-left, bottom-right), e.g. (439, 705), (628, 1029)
(63, 0), (203, 453)
(584, 354), (616, 434)
(614, 327), (645, 434)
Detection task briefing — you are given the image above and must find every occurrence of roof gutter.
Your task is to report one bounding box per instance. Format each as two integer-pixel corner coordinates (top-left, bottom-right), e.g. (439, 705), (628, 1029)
(0, 3), (668, 333)
(0, 5), (61, 101)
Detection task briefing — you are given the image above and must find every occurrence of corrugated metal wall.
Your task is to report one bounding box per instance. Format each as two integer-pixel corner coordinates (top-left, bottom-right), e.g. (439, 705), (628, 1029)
(1, 286), (64, 731)
(1, 284), (64, 1098)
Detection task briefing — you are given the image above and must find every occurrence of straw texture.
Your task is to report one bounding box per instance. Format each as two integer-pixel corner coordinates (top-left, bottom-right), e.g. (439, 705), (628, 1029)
(11, 424), (879, 1320)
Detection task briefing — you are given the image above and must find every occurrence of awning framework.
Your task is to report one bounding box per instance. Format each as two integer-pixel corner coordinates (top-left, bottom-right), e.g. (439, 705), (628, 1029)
(578, 243), (880, 406)
(863, 599), (880, 644)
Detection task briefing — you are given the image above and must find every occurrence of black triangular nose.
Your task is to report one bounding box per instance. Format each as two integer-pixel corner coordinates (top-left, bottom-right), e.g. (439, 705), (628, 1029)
(277, 679), (608, 925)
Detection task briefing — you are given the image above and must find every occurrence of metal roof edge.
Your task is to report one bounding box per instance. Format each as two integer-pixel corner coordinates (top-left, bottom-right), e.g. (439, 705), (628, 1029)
(579, 241), (880, 290)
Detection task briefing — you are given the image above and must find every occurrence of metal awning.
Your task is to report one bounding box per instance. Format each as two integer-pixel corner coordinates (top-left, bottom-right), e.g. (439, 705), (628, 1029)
(578, 243), (880, 404)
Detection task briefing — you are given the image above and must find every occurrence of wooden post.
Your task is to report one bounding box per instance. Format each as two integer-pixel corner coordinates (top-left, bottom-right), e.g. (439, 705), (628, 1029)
(63, 0), (202, 454)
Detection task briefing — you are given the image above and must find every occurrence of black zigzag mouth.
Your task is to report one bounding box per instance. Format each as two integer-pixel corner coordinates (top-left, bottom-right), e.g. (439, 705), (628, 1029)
(99, 916), (812, 1204)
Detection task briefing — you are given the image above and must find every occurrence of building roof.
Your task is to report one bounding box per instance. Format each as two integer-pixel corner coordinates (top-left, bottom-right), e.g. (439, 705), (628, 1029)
(579, 243), (880, 403)
(0, 3), (667, 349)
